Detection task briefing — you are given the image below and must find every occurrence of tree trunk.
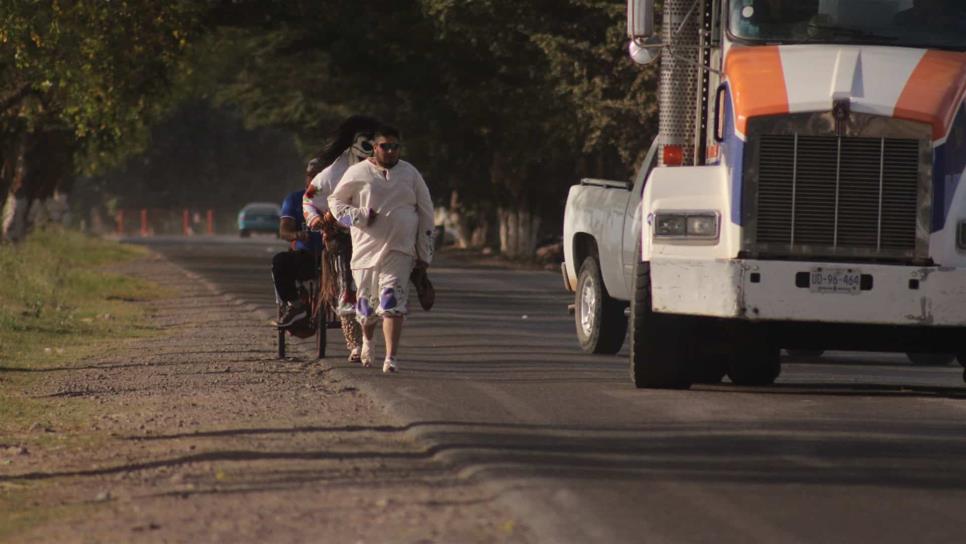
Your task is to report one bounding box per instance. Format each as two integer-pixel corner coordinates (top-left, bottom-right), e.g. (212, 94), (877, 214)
(498, 206), (541, 259)
(447, 190), (472, 248)
(1, 137), (27, 242)
(0, 131), (23, 224)
(47, 190), (71, 225)
(2, 196), (29, 242)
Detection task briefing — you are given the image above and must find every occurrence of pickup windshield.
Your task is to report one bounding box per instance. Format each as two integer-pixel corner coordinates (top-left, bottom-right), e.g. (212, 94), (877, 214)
(728, 0), (966, 50)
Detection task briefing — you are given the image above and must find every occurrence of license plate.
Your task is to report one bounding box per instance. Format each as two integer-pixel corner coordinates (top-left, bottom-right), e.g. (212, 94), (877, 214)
(809, 268), (861, 294)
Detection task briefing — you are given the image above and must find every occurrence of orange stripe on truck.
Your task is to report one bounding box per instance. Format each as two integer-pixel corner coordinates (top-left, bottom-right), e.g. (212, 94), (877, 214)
(895, 50), (966, 141)
(724, 46), (789, 136)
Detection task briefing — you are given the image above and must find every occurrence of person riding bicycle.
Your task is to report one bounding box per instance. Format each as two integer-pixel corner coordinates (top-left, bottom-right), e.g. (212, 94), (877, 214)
(272, 159), (325, 328)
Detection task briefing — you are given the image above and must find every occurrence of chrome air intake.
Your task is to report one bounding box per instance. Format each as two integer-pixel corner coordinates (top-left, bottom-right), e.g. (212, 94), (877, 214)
(742, 112), (933, 263)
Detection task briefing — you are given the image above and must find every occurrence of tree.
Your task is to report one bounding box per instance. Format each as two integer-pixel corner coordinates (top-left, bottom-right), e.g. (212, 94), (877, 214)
(0, 0), (203, 240)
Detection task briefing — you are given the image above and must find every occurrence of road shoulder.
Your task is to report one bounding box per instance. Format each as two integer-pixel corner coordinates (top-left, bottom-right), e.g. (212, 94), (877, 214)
(0, 251), (531, 543)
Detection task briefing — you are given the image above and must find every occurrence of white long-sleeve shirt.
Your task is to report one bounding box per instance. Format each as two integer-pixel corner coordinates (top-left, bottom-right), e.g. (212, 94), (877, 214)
(328, 158), (434, 270)
(302, 150), (351, 226)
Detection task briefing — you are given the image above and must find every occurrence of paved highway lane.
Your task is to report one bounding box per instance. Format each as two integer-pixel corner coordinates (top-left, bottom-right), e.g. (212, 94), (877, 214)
(132, 236), (966, 543)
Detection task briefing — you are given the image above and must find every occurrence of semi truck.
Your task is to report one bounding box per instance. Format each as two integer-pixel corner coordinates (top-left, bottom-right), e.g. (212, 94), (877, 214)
(562, 0), (966, 388)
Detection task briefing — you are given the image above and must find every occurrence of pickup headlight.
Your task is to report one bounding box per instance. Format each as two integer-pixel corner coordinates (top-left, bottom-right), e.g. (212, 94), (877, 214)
(654, 211), (719, 240)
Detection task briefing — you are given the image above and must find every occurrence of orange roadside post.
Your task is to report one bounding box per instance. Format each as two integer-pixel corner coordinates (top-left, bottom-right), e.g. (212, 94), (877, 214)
(182, 209), (191, 236)
(206, 209), (214, 235)
(140, 209), (149, 237)
(116, 210), (124, 235)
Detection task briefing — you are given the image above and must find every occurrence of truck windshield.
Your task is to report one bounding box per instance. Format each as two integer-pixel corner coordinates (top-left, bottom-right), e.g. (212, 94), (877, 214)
(728, 0), (966, 50)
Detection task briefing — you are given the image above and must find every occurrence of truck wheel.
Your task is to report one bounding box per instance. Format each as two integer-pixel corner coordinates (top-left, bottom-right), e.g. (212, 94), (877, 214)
(629, 260), (692, 389)
(239, 229), (251, 238)
(691, 357), (728, 384)
(906, 353), (956, 366)
(575, 257), (627, 354)
(727, 329), (781, 386)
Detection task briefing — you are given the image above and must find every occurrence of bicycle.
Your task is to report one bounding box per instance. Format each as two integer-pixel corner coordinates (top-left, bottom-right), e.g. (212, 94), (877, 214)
(276, 246), (341, 360)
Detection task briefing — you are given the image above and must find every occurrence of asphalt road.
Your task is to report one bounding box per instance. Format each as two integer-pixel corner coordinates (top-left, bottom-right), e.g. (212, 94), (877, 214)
(132, 235), (966, 544)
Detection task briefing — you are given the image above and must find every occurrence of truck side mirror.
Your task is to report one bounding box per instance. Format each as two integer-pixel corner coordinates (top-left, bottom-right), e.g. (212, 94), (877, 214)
(627, 0), (655, 39)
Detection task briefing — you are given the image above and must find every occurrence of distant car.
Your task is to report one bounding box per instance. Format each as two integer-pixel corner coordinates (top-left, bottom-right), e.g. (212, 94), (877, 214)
(237, 202), (281, 238)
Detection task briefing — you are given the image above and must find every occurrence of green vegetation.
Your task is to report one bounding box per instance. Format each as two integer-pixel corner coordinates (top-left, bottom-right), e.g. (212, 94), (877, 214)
(0, 228), (163, 366)
(0, 230), (168, 540)
(0, 229), (165, 439)
(4, 1), (659, 255)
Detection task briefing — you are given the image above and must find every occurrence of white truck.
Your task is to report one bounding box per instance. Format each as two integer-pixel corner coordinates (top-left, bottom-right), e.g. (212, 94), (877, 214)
(562, 140), (657, 355)
(563, 0), (966, 388)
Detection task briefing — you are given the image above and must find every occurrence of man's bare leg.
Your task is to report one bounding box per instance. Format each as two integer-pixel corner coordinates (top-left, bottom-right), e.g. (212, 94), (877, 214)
(383, 316), (403, 358)
(360, 320), (378, 367)
(363, 321), (378, 343)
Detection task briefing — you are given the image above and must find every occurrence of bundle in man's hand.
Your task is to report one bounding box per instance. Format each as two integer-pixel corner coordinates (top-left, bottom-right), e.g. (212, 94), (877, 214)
(410, 267), (435, 311)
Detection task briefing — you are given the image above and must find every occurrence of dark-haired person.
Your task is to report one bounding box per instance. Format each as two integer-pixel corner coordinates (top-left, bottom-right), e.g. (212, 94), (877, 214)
(272, 158), (326, 328)
(302, 115), (380, 362)
(328, 126), (434, 373)
(303, 115), (381, 230)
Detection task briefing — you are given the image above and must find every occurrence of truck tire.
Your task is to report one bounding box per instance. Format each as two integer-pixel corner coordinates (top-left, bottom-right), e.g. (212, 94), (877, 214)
(691, 349), (728, 384)
(727, 330), (781, 386)
(691, 357), (728, 384)
(906, 353), (956, 366)
(629, 259), (692, 389)
(575, 257), (627, 354)
(239, 229), (251, 238)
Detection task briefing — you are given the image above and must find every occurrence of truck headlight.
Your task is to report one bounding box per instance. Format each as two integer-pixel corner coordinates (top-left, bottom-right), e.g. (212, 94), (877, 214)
(958, 220), (966, 250)
(655, 214), (687, 236)
(654, 211), (719, 240)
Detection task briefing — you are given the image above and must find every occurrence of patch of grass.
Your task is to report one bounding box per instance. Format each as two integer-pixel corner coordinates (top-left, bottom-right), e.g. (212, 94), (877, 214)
(0, 225), (165, 442)
(0, 227), (163, 368)
(0, 227), (170, 536)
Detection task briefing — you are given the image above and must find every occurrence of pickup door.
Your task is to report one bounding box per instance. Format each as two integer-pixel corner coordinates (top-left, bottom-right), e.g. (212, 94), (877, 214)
(570, 178), (635, 301)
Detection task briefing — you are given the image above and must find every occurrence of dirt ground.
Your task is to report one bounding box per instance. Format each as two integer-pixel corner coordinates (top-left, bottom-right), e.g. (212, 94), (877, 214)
(0, 253), (532, 543)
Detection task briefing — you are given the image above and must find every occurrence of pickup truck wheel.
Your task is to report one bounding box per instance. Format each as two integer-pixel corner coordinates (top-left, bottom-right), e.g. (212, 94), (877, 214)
(727, 329), (781, 386)
(629, 260), (692, 389)
(575, 257), (627, 354)
(906, 353), (956, 366)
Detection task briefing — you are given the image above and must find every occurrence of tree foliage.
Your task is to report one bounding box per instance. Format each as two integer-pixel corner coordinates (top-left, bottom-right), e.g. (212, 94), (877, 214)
(0, 0), (203, 167)
(2, 1), (659, 249)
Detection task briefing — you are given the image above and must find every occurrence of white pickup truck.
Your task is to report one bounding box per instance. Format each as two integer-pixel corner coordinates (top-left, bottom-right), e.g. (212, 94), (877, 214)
(562, 139), (658, 354)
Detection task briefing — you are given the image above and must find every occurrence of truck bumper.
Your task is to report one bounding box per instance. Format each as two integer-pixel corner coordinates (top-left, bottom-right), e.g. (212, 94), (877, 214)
(650, 259), (966, 327)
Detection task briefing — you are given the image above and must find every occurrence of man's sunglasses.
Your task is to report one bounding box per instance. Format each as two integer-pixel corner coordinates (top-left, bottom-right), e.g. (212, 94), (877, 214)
(378, 143), (400, 152)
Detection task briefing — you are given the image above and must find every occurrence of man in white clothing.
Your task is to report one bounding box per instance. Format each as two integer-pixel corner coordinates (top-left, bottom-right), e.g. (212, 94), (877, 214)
(328, 125), (434, 373)
(302, 115), (380, 361)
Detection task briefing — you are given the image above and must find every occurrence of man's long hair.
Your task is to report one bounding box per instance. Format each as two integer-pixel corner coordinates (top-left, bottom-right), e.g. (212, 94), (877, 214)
(318, 115), (381, 165)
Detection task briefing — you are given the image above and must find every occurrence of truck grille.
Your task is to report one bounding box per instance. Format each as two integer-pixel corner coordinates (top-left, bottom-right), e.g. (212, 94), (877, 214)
(755, 134), (919, 256)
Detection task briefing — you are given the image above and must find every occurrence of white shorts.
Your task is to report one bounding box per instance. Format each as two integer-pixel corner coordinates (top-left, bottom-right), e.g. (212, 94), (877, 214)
(352, 251), (414, 326)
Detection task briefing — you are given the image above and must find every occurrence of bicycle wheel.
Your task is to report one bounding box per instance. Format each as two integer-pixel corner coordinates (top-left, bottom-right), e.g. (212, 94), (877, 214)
(277, 304), (286, 359)
(315, 248), (327, 359)
(316, 304), (327, 359)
